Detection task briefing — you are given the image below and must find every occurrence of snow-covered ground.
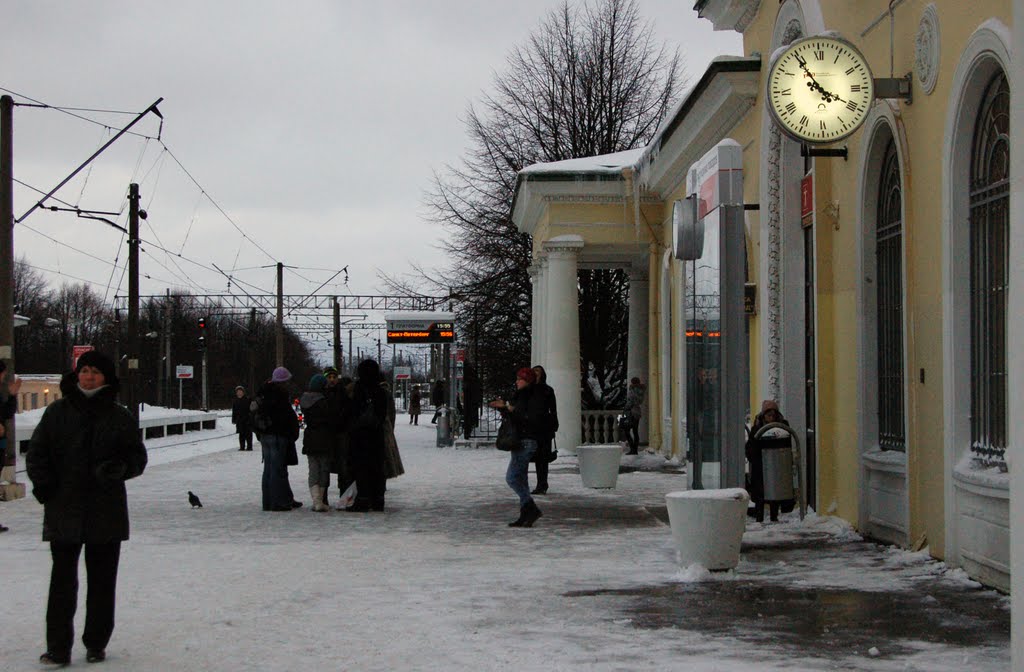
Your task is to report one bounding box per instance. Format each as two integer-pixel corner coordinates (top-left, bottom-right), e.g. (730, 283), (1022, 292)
(1, 422), (1009, 671)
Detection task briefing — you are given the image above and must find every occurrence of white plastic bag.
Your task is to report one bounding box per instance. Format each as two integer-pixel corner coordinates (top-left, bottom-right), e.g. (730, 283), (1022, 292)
(335, 482), (358, 510)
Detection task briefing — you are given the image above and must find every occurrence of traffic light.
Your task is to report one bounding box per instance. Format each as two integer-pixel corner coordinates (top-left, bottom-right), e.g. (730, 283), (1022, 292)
(198, 316), (206, 330)
(198, 316), (207, 350)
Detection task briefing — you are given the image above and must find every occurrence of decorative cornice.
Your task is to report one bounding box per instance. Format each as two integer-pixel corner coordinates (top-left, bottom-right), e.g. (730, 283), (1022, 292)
(695, 0), (762, 33)
(543, 235), (585, 255)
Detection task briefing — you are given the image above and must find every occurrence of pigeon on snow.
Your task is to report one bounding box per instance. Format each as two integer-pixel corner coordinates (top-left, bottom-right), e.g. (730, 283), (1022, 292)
(188, 491), (203, 508)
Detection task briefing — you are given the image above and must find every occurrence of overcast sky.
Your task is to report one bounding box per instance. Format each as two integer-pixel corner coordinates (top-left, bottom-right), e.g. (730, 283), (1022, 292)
(2, 1), (740, 359)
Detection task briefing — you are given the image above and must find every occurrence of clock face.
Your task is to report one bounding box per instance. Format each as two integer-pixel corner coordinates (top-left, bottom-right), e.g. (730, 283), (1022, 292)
(767, 37), (874, 143)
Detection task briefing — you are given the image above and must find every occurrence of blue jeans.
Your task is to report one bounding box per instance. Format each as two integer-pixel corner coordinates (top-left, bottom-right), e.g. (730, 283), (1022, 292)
(261, 434), (295, 510)
(506, 439), (537, 506)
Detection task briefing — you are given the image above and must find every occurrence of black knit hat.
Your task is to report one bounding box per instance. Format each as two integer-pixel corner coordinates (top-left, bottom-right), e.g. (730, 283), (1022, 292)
(75, 350), (119, 390)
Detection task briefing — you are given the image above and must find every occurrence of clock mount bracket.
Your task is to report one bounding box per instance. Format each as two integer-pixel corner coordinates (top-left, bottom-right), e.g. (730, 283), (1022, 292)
(873, 73), (913, 105)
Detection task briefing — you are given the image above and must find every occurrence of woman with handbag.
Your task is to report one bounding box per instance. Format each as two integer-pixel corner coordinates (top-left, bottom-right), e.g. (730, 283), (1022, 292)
(489, 367), (545, 528)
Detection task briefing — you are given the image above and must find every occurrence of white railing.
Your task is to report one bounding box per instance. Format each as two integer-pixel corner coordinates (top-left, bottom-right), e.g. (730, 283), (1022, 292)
(581, 410), (622, 444)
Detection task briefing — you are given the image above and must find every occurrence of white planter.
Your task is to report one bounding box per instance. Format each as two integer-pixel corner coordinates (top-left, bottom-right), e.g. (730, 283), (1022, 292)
(577, 444), (623, 488)
(665, 488), (750, 570)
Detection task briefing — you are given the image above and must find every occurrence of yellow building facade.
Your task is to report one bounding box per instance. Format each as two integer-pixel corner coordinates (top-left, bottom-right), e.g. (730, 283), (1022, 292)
(512, 0), (1017, 591)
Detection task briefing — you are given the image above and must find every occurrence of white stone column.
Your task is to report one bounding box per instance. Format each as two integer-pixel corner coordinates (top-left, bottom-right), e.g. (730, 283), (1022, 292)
(537, 256), (549, 368)
(543, 235), (584, 455)
(528, 263), (541, 366)
(626, 265), (650, 445)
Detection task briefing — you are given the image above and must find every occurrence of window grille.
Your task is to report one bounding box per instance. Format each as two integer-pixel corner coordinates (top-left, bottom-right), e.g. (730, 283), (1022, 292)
(968, 71), (1009, 469)
(876, 138), (905, 451)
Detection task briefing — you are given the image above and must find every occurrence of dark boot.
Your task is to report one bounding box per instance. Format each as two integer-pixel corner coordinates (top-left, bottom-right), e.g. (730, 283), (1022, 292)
(520, 500), (543, 528)
(508, 506), (527, 527)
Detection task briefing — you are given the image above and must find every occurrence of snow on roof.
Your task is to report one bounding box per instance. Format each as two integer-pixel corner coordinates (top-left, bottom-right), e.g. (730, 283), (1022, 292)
(519, 148), (645, 176)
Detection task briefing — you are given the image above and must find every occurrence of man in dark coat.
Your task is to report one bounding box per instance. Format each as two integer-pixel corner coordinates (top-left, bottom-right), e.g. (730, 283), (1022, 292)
(429, 379), (445, 424)
(255, 367), (301, 512)
(26, 350), (147, 666)
(231, 385), (253, 451)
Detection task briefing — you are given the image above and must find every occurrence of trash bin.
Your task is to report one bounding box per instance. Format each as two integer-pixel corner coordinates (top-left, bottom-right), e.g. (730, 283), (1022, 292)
(747, 422), (801, 522)
(759, 428), (794, 501)
(436, 406), (453, 447)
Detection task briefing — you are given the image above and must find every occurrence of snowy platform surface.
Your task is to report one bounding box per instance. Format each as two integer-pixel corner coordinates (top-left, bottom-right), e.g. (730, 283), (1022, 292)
(1, 423), (1009, 671)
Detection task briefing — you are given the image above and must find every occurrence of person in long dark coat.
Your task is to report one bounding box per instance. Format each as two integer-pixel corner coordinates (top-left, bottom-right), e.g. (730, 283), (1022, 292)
(231, 385), (253, 451)
(343, 359), (389, 512)
(529, 365), (559, 495)
(26, 351), (147, 666)
(301, 374), (333, 511)
(256, 367), (301, 512)
(408, 387), (421, 425)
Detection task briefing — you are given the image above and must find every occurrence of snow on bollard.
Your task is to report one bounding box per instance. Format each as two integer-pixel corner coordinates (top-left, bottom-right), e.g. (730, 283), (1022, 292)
(577, 444), (623, 488)
(665, 488), (750, 570)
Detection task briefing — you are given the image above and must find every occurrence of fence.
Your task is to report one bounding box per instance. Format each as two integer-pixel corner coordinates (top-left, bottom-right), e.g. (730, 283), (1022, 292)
(581, 410), (622, 444)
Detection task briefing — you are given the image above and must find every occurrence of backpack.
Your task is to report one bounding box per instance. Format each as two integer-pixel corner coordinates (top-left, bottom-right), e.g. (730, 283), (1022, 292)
(349, 392), (380, 431)
(250, 395), (273, 434)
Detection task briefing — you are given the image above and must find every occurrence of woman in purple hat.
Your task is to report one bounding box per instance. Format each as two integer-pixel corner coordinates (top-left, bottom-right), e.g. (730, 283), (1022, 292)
(254, 366), (301, 511)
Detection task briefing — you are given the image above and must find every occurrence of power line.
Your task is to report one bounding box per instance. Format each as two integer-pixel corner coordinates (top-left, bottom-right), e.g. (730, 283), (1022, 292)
(0, 86), (161, 141)
(20, 261), (117, 291)
(157, 142), (280, 265)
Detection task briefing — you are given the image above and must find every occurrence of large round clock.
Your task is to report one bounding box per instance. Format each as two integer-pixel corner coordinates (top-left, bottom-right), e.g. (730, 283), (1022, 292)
(767, 36), (874, 144)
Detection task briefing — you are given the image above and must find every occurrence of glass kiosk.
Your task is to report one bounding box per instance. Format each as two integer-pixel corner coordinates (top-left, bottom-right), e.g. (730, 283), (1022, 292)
(673, 140), (747, 490)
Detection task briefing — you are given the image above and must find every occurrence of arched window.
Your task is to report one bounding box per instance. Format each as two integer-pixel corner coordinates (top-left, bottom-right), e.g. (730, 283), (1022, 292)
(968, 71), (1009, 467)
(876, 138), (904, 451)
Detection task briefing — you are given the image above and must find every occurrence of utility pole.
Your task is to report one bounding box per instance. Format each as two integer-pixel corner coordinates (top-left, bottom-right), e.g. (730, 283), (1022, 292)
(126, 183), (141, 422)
(275, 261), (284, 367)
(348, 329), (353, 374)
(377, 337), (382, 365)
(333, 297), (341, 371)
(248, 307), (256, 392)
(161, 288), (171, 406)
(0, 94), (21, 499)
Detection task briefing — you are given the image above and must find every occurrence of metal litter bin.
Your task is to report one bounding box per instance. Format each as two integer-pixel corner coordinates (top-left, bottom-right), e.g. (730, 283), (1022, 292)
(436, 406), (453, 447)
(751, 422), (805, 520)
(758, 428), (794, 501)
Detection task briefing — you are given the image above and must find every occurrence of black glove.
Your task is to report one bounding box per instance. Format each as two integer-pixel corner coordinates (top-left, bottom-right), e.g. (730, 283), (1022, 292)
(94, 460), (128, 483)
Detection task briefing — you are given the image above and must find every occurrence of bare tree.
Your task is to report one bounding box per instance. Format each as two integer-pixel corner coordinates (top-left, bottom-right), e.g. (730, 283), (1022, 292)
(392, 0), (680, 401)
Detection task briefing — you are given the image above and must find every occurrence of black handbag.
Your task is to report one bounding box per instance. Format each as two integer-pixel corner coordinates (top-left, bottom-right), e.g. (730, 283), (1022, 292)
(495, 418), (521, 451)
(286, 441), (299, 466)
(548, 437), (558, 463)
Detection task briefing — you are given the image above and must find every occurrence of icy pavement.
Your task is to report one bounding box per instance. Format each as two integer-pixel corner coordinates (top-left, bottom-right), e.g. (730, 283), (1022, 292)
(1, 422), (1010, 671)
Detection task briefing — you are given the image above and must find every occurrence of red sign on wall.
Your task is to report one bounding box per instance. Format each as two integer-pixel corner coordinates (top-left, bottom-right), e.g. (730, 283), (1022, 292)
(71, 345), (94, 371)
(801, 174), (814, 218)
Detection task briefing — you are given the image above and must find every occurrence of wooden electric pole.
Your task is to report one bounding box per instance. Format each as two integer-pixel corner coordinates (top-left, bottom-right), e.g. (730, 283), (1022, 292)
(0, 94), (19, 495)
(333, 297), (341, 371)
(276, 261), (284, 367)
(126, 183), (141, 422)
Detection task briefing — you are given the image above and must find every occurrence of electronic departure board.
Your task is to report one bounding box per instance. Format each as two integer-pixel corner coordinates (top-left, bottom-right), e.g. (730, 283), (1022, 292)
(385, 313), (455, 344)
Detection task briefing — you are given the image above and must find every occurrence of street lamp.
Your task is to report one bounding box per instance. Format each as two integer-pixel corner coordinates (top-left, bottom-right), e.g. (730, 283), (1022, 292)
(42, 317), (63, 373)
